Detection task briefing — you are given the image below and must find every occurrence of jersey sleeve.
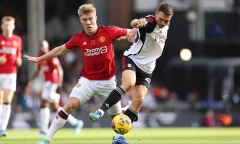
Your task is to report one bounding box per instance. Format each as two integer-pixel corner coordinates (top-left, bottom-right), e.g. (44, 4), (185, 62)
(65, 34), (79, 50)
(143, 16), (156, 33)
(107, 26), (127, 40)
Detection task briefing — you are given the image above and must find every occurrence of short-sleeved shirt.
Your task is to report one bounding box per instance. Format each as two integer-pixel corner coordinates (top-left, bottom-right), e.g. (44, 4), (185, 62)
(123, 15), (169, 74)
(0, 34), (22, 74)
(65, 25), (127, 80)
(37, 53), (60, 84)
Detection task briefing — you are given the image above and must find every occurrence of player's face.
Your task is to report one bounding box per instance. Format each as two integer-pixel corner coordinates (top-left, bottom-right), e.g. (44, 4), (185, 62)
(155, 11), (172, 28)
(40, 41), (49, 54)
(80, 13), (98, 36)
(1, 21), (15, 35)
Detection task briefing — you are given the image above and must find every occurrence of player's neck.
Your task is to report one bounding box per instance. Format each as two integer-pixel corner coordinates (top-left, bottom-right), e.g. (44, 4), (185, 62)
(86, 26), (98, 37)
(2, 33), (13, 38)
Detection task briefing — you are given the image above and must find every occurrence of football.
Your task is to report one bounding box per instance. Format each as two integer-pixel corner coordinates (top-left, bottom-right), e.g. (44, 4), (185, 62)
(111, 114), (132, 135)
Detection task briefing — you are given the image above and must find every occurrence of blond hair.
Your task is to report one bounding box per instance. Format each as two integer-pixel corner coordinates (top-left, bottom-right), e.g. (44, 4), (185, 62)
(77, 3), (96, 17)
(1, 16), (15, 24)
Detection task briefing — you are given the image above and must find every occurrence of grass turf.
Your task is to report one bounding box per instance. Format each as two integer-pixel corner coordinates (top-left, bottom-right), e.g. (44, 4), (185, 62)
(0, 127), (240, 144)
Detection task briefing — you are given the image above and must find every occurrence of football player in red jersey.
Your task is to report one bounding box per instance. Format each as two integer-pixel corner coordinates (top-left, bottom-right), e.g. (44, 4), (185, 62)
(24, 3), (134, 144)
(28, 40), (83, 136)
(0, 16), (22, 137)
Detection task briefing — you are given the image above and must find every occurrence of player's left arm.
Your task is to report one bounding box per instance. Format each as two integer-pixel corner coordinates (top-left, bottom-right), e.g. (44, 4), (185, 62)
(56, 64), (63, 88)
(16, 38), (22, 67)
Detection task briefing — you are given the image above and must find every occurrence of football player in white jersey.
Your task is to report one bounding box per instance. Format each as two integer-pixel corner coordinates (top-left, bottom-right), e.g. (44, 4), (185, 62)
(90, 1), (173, 137)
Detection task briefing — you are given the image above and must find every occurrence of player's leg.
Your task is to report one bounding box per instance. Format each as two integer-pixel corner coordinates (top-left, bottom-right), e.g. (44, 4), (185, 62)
(0, 89), (14, 137)
(37, 82), (52, 135)
(36, 77), (94, 143)
(0, 90), (3, 126)
(124, 66), (151, 123)
(0, 73), (16, 137)
(125, 85), (148, 123)
(38, 99), (50, 135)
(89, 56), (136, 122)
(92, 76), (130, 144)
(50, 101), (84, 136)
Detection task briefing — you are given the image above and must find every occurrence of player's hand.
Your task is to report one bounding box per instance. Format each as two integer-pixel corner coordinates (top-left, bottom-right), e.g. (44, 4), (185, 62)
(135, 18), (146, 28)
(56, 86), (62, 94)
(0, 54), (7, 64)
(24, 55), (40, 63)
(128, 29), (137, 42)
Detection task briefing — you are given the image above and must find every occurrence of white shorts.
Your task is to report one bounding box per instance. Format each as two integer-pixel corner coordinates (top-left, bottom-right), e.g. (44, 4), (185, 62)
(0, 73), (17, 91)
(41, 81), (60, 103)
(70, 76), (122, 115)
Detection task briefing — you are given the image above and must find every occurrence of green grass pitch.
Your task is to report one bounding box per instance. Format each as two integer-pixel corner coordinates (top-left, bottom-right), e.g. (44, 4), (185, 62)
(0, 127), (240, 144)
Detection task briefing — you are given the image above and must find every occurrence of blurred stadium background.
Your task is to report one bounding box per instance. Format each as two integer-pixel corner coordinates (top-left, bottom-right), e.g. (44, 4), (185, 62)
(1, 0), (240, 130)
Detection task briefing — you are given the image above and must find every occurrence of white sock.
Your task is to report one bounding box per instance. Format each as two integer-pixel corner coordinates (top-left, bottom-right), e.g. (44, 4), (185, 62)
(115, 133), (123, 139)
(67, 115), (78, 126)
(0, 104), (2, 125)
(0, 104), (11, 131)
(44, 109), (68, 142)
(40, 107), (50, 133)
(57, 107), (78, 126)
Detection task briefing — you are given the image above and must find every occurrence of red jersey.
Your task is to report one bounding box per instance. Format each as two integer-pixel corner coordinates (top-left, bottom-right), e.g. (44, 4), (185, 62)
(65, 25), (127, 80)
(37, 53), (60, 84)
(0, 34), (22, 74)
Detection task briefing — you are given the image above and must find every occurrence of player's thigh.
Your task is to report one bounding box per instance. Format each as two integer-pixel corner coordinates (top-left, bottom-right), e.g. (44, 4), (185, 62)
(69, 77), (95, 106)
(41, 81), (58, 101)
(120, 56), (137, 89)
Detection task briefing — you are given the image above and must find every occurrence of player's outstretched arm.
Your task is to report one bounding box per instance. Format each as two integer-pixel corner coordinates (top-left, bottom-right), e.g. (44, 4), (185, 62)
(116, 28), (137, 42)
(24, 44), (69, 63)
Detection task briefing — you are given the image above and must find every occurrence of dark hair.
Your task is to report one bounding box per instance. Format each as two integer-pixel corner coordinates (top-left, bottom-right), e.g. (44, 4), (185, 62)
(158, 2), (173, 15)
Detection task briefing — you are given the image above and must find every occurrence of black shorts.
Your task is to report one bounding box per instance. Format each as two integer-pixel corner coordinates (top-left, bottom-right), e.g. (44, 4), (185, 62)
(120, 56), (152, 88)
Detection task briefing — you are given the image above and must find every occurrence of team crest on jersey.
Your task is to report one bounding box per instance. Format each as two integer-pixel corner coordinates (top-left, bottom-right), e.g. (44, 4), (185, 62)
(42, 60), (47, 64)
(12, 41), (18, 47)
(99, 36), (105, 43)
(127, 63), (131, 67)
(75, 83), (81, 88)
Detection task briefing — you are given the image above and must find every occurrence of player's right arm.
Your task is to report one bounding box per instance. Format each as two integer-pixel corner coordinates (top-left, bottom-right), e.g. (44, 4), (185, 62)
(24, 45), (70, 63)
(130, 18), (146, 28)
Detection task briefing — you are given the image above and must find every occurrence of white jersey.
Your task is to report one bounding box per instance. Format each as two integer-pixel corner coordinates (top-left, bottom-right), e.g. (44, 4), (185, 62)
(124, 15), (169, 74)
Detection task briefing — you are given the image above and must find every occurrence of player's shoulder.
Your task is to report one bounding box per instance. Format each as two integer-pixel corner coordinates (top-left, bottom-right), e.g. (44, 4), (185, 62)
(104, 25), (122, 31)
(12, 34), (22, 40)
(145, 15), (156, 23)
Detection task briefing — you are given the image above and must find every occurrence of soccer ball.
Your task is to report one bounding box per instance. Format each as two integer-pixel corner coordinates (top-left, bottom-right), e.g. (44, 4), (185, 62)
(111, 114), (132, 135)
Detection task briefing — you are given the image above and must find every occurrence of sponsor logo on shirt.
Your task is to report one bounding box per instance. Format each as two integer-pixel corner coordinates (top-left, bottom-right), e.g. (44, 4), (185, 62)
(127, 63), (132, 67)
(0, 46), (17, 54)
(99, 36), (105, 43)
(84, 46), (107, 57)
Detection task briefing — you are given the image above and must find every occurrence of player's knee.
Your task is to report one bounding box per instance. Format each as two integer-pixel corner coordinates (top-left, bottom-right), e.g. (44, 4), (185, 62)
(122, 82), (135, 92)
(63, 103), (77, 114)
(135, 97), (144, 105)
